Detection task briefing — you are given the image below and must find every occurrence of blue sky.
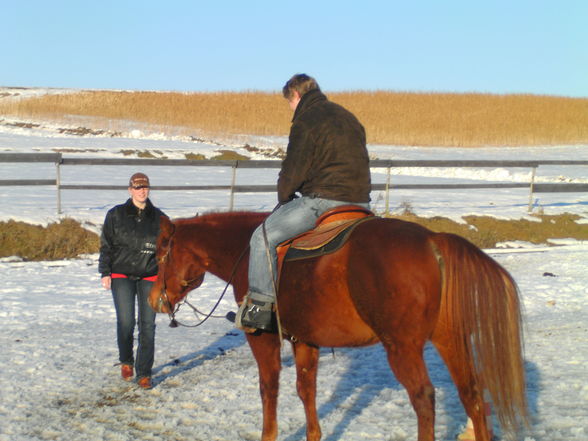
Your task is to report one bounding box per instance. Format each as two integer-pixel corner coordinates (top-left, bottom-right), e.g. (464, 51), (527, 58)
(3, 0), (587, 97)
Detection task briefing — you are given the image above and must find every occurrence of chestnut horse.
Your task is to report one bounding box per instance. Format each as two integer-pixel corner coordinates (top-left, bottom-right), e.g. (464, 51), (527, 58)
(148, 211), (528, 441)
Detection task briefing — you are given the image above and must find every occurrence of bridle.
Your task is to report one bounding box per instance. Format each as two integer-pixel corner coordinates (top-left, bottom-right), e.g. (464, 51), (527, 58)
(154, 242), (176, 316)
(156, 239), (204, 327)
(156, 233), (249, 328)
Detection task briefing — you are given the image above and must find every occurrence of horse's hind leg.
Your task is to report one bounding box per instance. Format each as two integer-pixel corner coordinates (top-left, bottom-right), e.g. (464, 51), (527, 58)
(432, 338), (492, 441)
(292, 342), (322, 441)
(384, 343), (435, 441)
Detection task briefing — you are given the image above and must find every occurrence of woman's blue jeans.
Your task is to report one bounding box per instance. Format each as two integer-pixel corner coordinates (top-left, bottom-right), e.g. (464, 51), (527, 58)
(111, 277), (156, 378)
(247, 196), (370, 303)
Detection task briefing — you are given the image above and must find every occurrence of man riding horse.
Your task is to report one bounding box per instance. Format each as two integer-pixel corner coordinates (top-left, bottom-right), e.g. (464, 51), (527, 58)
(236, 73), (372, 332)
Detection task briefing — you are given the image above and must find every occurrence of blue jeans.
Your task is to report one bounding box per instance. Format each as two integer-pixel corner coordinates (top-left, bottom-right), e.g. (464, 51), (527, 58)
(248, 196), (370, 303)
(111, 278), (156, 378)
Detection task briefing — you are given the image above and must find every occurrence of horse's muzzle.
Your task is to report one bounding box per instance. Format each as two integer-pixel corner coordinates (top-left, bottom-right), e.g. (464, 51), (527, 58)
(150, 292), (172, 314)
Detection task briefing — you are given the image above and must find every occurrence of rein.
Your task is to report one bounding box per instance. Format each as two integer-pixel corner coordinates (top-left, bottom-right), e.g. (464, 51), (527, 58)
(167, 279), (232, 328)
(159, 236), (250, 329)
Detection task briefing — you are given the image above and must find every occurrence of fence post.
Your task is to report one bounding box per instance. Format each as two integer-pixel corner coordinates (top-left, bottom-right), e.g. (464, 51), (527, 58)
(229, 161), (238, 211)
(56, 154), (63, 215)
(528, 166), (537, 212)
(384, 166), (391, 215)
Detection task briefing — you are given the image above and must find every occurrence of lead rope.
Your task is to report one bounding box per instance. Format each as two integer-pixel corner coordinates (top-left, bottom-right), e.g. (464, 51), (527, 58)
(170, 244), (250, 328)
(169, 283), (229, 328)
(262, 220), (284, 347)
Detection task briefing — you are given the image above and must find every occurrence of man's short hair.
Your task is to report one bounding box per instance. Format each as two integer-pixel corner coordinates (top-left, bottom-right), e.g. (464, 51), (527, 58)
(282, 74), (320, 100)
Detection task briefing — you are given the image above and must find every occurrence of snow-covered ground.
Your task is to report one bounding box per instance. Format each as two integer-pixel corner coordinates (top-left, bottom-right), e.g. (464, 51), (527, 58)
(1, 93), (587, 440)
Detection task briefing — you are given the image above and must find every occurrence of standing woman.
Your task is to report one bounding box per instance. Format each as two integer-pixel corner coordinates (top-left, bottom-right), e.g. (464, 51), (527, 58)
(99, 172), (166, 389)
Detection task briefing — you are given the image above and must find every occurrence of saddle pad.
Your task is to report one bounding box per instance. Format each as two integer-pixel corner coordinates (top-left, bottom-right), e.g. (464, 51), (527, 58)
(283, 216), (375, 262)
(275, 205), (375, 275)
(292, 204), (374, 250)
(290, 218), (365, 250)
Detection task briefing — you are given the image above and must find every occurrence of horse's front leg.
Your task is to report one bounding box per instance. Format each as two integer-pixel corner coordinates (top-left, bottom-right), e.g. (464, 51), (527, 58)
(247, 332), (282, 441)
(292, 341), (322, 441)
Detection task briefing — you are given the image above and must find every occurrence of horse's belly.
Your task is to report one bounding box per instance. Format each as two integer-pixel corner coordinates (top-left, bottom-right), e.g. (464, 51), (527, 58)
(279, 250), (379, 347)
(282, 306), (379, 348)
(309, 325), (379, 348)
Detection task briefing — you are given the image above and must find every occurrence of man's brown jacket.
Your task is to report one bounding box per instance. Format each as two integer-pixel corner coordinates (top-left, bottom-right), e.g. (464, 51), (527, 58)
(277, 89), (371, 204)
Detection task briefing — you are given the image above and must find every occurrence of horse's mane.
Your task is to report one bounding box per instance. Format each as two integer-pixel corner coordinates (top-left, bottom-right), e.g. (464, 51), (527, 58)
(172, 210), (269, 228)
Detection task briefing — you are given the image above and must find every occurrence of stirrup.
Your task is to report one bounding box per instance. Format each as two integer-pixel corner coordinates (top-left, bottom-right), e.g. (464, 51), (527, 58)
(235, 297), (274, 332)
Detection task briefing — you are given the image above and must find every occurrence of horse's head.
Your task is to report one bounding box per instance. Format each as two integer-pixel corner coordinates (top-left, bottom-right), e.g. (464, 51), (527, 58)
(148, 216), (207, 315)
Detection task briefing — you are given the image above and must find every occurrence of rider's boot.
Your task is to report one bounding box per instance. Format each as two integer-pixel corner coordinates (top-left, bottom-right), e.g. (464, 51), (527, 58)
(235, 294), (274, 332)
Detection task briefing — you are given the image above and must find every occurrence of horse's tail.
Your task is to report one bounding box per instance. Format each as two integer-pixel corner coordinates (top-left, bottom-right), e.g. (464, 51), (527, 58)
(430, 232), (529, 436)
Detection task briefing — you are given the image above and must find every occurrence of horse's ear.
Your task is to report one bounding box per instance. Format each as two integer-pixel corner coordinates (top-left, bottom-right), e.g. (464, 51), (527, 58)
(160, 216), (175, 237)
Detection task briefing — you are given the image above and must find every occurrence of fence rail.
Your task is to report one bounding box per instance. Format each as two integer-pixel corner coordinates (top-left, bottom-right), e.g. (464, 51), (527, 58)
(1, 153), (587, 214)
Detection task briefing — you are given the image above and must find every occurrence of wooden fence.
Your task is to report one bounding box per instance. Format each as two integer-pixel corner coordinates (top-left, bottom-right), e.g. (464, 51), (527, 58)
(1, 153), (587, 214)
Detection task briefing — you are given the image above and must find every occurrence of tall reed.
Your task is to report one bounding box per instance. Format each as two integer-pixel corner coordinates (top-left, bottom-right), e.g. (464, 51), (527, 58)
(1, 90), (587, 146)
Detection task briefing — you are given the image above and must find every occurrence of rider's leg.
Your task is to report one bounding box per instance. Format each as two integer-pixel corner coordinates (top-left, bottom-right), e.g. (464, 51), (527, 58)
(238, 197), (369, 331)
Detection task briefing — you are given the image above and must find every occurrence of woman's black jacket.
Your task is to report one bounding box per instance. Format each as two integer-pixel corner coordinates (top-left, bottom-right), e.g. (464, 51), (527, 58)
(98, 198), (166, 278)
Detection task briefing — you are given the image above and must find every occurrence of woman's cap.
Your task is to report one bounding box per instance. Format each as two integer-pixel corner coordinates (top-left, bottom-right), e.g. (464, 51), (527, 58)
(129, 172), (150, 187)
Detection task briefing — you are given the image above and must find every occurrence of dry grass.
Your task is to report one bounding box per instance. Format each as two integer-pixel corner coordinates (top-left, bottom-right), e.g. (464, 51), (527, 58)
(0, 90), (290, 139)
(0, 218), (99, 261)
(1, 90), (587, 146)
(334, 91), (588, 146)
(1, 214), (585, 261)
(389, 212), (588, 249)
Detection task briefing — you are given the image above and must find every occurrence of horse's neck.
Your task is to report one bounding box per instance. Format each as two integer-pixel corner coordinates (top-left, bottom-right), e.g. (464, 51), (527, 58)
(187, 212), (264, 283)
